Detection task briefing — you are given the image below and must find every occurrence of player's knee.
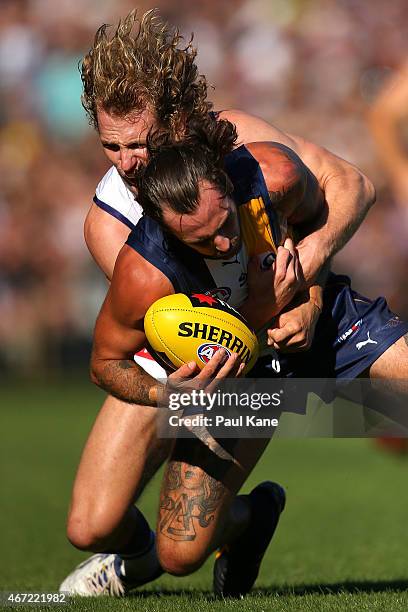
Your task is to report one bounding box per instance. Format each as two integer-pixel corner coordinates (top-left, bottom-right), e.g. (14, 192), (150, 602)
(66, 514), (97, 551)
(66, 507), (117, 552)
(157, 540), (205, 576)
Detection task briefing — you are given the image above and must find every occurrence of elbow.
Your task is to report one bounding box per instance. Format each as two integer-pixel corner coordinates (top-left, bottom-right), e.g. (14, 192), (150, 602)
(347, 169), (376, 214)
(90, 367), (99, 387)
(89, 355), (102, 389)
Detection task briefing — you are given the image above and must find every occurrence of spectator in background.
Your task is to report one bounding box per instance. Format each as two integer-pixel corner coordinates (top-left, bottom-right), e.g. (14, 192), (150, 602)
(369, 60), (408, 208)
(368, 60), (408, 455)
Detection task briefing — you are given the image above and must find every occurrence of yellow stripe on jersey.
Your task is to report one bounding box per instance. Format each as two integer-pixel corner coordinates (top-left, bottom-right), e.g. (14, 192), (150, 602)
(239, 196), (279, 257)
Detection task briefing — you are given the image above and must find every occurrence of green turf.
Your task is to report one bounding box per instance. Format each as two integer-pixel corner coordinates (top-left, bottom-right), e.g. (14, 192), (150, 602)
(1, 379), (408, 611)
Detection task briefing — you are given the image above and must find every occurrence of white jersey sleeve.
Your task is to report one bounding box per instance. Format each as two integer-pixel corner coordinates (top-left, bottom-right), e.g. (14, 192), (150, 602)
(94, 166), (143, 229)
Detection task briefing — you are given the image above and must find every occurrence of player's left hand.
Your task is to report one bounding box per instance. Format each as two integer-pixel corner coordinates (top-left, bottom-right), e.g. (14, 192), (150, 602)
(267, 292), (321, 352)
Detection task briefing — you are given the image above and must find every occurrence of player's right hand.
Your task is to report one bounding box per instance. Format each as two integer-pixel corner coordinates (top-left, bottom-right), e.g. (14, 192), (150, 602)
(165, 349), (243, 399)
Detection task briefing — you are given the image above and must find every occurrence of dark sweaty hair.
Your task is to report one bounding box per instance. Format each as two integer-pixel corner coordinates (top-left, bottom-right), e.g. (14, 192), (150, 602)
(137, 116), (238, 225)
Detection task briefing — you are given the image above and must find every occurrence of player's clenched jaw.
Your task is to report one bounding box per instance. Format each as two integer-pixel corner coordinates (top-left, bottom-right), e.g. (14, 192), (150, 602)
(97, 107), (157, 190)
(162, 180), (241, 260)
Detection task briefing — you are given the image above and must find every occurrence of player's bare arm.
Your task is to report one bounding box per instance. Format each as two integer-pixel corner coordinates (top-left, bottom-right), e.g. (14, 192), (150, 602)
(221, 110), (376, 284)
(240, 142), (326, 332)
(91, 246), (241, 404)
(258, 142), (329, 340)
(239, 141), (331, 350)
(84, 203), (132, 281)
(90, 246), (174, 403)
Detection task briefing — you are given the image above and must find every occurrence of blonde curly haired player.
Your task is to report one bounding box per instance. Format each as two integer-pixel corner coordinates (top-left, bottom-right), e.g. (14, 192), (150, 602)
(81, 9), (211, 137)
(60, 8), (375, 598)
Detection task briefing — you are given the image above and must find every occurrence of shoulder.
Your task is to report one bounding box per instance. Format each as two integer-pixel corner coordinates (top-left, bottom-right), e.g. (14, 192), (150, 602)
(245, 142), (306, 194)
(115, 243), (170, 284)
(110, 245), (174, 321)
(217, 109), (297, 149)
(95, 166), (134, 205)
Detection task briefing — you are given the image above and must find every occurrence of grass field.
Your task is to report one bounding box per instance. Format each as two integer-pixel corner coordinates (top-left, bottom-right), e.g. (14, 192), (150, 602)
(2, 378), (408, 611)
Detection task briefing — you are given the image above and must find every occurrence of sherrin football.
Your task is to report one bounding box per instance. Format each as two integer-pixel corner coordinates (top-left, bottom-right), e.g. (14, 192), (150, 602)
(144, 293), (259, 375)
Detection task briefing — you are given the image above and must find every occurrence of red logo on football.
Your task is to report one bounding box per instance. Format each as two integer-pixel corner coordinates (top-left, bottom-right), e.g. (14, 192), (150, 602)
(197, 343), (231, 364)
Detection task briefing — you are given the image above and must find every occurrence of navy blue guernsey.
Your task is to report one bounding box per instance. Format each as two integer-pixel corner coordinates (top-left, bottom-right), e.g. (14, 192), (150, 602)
(125, 143), (408, 382)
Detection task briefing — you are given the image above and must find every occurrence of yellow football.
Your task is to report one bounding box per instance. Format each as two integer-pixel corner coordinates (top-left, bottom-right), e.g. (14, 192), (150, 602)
(144, 293), (259, 375)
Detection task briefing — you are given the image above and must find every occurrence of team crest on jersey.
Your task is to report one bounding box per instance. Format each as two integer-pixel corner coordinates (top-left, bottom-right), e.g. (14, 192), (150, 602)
(260, 252), (276, 270)
(197, 343), (231, 364)
(206, 287), (232, 301)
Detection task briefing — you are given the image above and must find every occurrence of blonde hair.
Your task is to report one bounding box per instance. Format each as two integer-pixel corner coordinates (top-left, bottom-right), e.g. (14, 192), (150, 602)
(81, 9), (212, 137)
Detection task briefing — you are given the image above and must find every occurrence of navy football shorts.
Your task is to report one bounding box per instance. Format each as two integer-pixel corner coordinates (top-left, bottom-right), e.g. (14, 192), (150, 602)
(252, 273), (408, 379)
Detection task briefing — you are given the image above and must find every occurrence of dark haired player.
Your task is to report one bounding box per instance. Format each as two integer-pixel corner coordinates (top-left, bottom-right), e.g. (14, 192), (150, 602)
(87, 122), (408, 597)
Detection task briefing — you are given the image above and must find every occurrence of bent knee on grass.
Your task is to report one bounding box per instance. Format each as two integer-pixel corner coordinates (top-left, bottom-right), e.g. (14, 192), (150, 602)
(156, 539), (207, 576)
(66, 514), (106, 551)
(67, 495), (135, 551)
(66, 508), (121, 551)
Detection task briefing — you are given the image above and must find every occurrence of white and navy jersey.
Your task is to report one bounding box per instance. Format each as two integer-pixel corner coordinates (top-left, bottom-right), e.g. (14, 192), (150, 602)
(93, 166), (142, 230)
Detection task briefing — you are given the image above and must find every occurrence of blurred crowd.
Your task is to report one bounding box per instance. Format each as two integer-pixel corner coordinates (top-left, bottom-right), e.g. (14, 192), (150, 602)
(1, 0), (407, 373)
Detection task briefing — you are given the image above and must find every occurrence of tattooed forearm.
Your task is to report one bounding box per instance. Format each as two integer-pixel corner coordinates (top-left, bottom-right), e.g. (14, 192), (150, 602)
(91, 357), (162, 406)
(159, 461), (225, 541)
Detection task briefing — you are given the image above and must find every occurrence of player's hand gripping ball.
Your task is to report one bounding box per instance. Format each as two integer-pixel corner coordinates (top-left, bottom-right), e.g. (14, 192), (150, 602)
(144, 293), (259, 375)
